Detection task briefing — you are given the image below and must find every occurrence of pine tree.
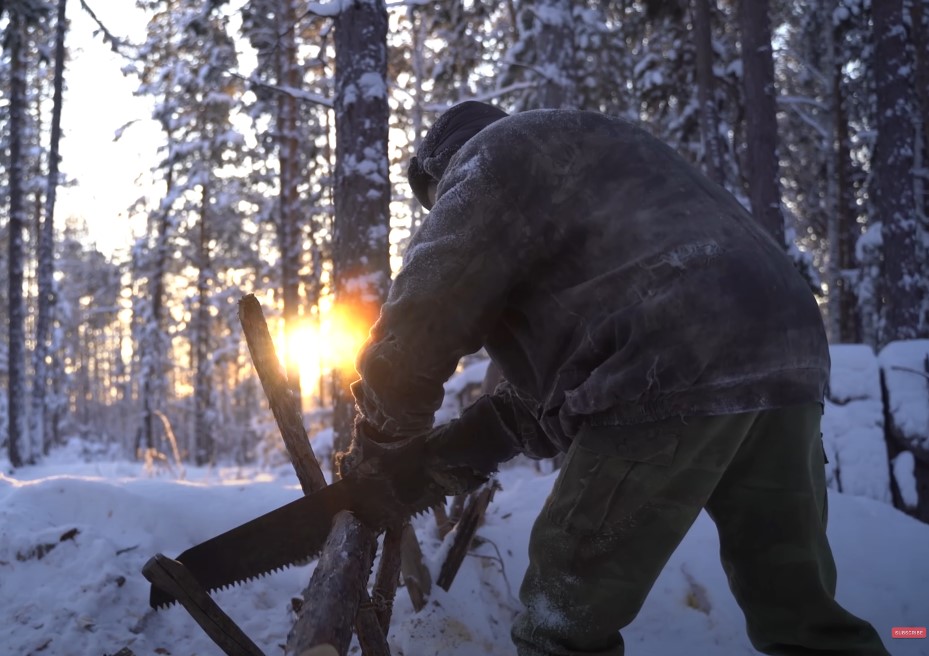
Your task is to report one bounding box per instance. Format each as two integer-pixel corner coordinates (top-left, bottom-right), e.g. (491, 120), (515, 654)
(131, 0), (182, 456)
(4, 3), (34, 468)
(873, 0), (924, 342)
(30, 0), (67, 456)
(130, 0), (246, 463)
(242, 0), (334, 411)
(507, 0), (579, 109)
(276, 0), (303, 406)
(738, 0), (786, 244)
(692, 0), (726, 185)
(331, 0), (391, 457)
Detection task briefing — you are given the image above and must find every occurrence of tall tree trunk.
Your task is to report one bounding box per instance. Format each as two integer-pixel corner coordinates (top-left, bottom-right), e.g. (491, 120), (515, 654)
(832, 8), (861, 344)
(530, 0), (577, 108)
(137, 5), (179, 457)
(194, 169), (214, 466)
(277, 0), (303, 408)
(137, 168), (174, 457)
(31, 0), (67, 457)
(331, 0), (391, 461)
(835, 71), (860, 343)
(7, 10), (29, 468)
(692, 0), (725, 185)
(911, 0), (929, 161)
(738, 0), (785, 244)
(823, 0), (861, 344)
(873, 0), (923, 343)
(910, 0), (929, 294)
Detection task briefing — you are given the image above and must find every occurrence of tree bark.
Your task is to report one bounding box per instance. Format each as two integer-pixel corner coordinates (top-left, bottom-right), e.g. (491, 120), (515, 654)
(910, 0), (929, 265)
(194, 162), (214, 466)
(832, 21), (860, 344)
(7, 9), (28, 468)
(331, 0), (392, 460)
(910, 0), (929, 159)
(692, 0), (725, 186)
(738, 0), (785, 244)
(529, 0), (577, 109)
(287, 512), (378, 656)
(277, 0), (303, 408)
(873, 0), (923, 343)
(30, 0), (67, 457)
(137, 3), (178, 457)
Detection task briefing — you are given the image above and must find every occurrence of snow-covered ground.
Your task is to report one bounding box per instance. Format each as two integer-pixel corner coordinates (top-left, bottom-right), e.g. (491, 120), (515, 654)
(3, 342), (928, 656)
(2, 436), (928, 656)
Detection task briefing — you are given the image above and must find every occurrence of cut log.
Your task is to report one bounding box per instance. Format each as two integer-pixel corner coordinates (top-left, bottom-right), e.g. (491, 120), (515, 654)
(287, 512), (378, 656)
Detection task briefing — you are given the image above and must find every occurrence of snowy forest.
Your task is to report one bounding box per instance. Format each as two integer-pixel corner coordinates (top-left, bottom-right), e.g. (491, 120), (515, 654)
(2, 0), (929, 502)
(2, 1), (929, 655)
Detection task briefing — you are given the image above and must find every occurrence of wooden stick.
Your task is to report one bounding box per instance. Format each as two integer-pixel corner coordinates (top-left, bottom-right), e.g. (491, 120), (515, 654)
(436, 481), (499, 592)
(355, 590), (392, 656)
(448, 493), (466, 528)
(238, 294), (326, 494)
(238, 294), (388, 655)
(399, 524), (431, 612)
(371, 525), (403, 630)
(433, 503), (451, 539)
(142, 555), (265, 656)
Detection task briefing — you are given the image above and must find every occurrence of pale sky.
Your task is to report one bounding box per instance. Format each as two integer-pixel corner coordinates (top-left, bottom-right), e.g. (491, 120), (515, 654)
(57, 3), (160, 257)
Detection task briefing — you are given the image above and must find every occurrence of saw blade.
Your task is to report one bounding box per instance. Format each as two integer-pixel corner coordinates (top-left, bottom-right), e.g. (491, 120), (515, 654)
(147, 461), (445, 610)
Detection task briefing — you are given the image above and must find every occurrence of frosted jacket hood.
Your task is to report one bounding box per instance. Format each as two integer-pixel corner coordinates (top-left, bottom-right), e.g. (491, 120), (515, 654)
(408, 101), (508, 209)
(355, 109), (829, 451)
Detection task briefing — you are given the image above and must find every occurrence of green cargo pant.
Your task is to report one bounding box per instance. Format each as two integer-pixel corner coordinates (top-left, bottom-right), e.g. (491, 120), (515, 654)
(511, 403), (890, 655)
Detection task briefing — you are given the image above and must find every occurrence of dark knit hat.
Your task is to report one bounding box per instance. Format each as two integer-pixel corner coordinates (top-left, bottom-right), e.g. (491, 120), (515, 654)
(408, 101), (509, 209)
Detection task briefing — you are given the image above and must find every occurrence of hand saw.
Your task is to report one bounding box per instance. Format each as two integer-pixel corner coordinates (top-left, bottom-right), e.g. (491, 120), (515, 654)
(144, 455), (448, 610)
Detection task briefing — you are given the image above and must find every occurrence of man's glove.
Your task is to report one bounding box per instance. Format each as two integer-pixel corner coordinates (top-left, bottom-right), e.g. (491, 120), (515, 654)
(426, 395), (520, 472)
(340, 391), (559, 496)
(339, 395), (518, 494)
(336, 415), (417, 479)
(420, 394), (525, 495)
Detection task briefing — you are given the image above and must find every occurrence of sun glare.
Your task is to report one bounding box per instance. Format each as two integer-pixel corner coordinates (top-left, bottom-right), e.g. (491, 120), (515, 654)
(281, 307), (372, 399)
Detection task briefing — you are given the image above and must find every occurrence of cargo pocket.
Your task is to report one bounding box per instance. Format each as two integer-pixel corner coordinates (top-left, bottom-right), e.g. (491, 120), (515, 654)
(545, 423), (679, 536)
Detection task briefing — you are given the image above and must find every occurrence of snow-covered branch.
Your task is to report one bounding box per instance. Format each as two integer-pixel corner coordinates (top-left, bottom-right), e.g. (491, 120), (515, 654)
(784, 103), (830, 140)
(230, 71), (333, 107)
(385, 0), (433, 8)
(777, 95), (830, 111)
(79, 0), (134, 54)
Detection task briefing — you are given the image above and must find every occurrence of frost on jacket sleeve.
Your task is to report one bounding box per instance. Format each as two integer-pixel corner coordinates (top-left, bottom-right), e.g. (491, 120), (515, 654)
(353, 149), (535, 439)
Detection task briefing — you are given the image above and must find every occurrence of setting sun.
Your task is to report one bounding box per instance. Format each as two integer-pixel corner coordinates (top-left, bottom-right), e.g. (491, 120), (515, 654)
(281, 307), (372, 399)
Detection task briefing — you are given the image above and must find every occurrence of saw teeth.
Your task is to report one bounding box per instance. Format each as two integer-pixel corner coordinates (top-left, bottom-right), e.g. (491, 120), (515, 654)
(150, 473), (446, 603)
